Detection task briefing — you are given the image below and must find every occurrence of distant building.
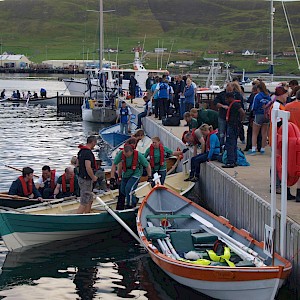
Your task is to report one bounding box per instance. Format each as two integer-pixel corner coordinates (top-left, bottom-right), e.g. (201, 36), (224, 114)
(178, 49), (192, 54)
(154, 48), (167, 53)
(257, 57), (270, 65)
(222, 50), (234, 55)
(0, 53), (32, 69)
(242, 50), (255, 56)
(282, 51), (295, 57)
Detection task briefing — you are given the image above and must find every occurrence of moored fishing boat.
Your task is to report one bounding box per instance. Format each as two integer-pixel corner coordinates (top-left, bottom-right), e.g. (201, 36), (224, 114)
(136, 185), (292, 300)
(0, 172), (194, 251)
(99, 122), (138, 148)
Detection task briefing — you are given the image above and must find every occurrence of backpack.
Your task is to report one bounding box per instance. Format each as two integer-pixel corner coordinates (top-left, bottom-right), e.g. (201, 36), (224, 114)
(263, 96), (276, 121)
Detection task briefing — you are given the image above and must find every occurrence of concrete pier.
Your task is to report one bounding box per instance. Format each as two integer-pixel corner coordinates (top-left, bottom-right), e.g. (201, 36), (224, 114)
(129, 97), (300, 294)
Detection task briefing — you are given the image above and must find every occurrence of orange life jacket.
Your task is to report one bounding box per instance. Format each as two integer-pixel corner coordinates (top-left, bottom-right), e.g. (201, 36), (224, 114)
(205, 129), (218, 152)
(122, 150), (138, 172)
(61, 174), (75, 193)
(226, 100), (241, 122)
(149, 143), (164, 168)
(42, 169), (56, 190)
(18, 176), (33, 196)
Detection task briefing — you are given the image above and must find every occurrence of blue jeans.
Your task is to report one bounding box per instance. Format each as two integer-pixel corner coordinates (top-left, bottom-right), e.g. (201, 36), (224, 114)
(120, 123), (128, 135)
(225, 125), (238, 165)
(137, 111), (147, 128)
(120, 176), (140, 207)
(190, 152), (219, 178)
(218, 117), (227, 147)
(180, 98), (185, 119)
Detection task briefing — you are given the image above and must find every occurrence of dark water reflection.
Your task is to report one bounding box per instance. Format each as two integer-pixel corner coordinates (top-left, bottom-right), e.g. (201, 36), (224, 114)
(0, 231), (211, 300)
(0, 104), (111, 191)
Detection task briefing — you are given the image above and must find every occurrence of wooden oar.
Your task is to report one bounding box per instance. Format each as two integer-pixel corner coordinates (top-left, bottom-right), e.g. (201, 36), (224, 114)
(190, 212), (266, 267)
(0, 162), (39, 178)
(95, 196), (143, 246)
(0, 193), (29, 200)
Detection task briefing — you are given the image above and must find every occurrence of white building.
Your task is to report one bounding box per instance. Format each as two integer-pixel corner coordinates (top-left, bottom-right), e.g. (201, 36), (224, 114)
(0, 54), (32, 69)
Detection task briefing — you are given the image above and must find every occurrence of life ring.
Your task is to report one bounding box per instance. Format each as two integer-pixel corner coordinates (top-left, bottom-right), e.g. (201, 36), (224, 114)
(198, 87), (210, 91)
(277, 122), (300, 186)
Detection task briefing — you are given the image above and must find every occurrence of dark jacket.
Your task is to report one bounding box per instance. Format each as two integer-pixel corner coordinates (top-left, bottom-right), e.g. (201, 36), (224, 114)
(8, 178), (42, 198)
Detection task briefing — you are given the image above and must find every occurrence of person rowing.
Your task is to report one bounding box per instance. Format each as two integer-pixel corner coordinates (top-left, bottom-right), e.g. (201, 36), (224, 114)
(8, 167), (42, 200)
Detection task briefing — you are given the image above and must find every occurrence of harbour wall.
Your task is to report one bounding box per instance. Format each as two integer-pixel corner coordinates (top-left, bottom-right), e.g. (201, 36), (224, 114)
(130, 105), (300, 295)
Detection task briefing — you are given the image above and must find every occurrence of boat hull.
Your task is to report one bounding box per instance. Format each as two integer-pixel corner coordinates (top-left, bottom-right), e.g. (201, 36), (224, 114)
(0, 198), (43, 209)
(136, 186), (292, 300)
(0, 209), (135, 251)
(2, 96), (57, 106)
(82, 106), (116, 123)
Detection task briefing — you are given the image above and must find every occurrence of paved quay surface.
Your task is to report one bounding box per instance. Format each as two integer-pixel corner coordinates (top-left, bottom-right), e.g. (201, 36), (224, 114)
(128, 97), (300, 225)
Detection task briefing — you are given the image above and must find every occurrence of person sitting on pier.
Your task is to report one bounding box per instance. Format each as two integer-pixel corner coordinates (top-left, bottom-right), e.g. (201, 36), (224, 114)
(36, 165), (60, 199)
(137, 95), (152, 129)
(8, 167), (42, 200)
(110, 144), (151, 209)
(116, 101), (132, 135)
(53, 166), (80, 199)
(144, 136), (186, 185)
(183, 111), (198, 131)
(40, 88), (47, 98)
(185, 124), (220, 182)
(184, 128), (205, 157)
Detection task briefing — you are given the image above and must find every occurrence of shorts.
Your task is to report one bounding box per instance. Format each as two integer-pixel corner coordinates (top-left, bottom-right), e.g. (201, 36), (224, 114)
(78, 177), (94, 205)
(254, 114), (269, 126)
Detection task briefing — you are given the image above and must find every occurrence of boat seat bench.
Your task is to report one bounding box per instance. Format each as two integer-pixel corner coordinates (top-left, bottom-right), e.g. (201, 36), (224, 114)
(146, 214), (192, 219)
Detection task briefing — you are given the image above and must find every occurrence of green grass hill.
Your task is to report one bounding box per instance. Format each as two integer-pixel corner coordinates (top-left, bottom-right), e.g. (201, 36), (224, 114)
(0, 0), (299, 74)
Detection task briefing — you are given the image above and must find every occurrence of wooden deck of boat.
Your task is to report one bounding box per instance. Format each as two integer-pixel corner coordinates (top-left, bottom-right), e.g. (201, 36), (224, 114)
(128, 97), (300, 225)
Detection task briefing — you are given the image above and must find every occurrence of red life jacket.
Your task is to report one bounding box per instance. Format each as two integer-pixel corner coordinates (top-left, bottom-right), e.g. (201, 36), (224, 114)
(18, 176), (33, 196)
(78, 144), (98, 170)
(42, 169), (56, 190)
(61, 174), (75, 193)
(205, 129), (218, 152)
(226, 100), (241, 122)
(122, 150), (139, 172)
(191, 128), (202, 145)
(149, 143), (165, 168)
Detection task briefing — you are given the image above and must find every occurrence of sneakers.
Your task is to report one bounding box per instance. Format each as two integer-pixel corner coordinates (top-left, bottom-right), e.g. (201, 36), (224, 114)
(247, 150), (257, 156)
(184, 176), (197, 182)
(190, 176), (199, 182)
(222, 163), (235, 168)
(260, 150), (265, 155)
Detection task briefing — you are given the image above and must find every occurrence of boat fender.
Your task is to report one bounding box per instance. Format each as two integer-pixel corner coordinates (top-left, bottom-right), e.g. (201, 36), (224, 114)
(277, 122), (300, 186)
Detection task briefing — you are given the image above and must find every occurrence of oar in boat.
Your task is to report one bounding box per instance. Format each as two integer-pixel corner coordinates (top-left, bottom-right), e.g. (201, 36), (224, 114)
(0, 193), (29, 200)
(0, 162), (39, 178)
(95, 196), (143, 246)
(190, 212), (266, 267)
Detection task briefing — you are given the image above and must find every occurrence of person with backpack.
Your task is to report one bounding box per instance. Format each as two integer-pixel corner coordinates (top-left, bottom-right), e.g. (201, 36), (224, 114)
(116, 101), (132, 135)
(247, 82), (271, 155)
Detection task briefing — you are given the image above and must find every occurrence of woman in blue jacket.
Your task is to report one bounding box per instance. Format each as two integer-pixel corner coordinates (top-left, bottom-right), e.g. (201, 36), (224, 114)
(183, 78), (195, 117)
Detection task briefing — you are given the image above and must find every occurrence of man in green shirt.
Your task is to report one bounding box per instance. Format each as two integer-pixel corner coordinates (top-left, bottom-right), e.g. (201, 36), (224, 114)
(144, 137), (186, 185)
(110, 145), (151, 209)
(183, 112), (198, 131)
(190, 107), (218, 130)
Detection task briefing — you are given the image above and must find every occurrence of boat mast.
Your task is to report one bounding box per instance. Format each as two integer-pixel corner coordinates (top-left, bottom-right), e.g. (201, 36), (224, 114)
(270, 0), (274, 81)
(99, 0), (103, 71)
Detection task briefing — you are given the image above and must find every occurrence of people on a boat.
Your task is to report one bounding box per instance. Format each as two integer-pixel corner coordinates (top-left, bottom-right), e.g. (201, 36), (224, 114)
(35, 165), (60, 199)
(110, 144), (151, 209)
(1, 89), (5, 99)
(133, 129), (150, 154)
(26, 91), (32, 99)
(33, 91), (38, 98)
(76, 135), (99, 214)
(8, 167), (42, 200)
(137, 95), (152, 129)
(116, 101), (132, 135)
(40, 88), (47, 98)
(185, 124), (220, 182)
(12, 91), (18, 99)
(53, 166), (80, 199)
(222, 92), (245, 168)
(144, 136), (187, 185)
(16, 90), (21, 99)
(70, 155), (79, 175)
(93, 160), (108, 193)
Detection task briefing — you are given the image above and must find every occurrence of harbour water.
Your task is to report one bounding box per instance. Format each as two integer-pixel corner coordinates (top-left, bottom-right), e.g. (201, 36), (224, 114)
(0, 77), (293, 299)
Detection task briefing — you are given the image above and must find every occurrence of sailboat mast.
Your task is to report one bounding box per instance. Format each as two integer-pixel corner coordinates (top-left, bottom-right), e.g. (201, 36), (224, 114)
(270, 0), (274, 81)
(99, 0), (103, 70)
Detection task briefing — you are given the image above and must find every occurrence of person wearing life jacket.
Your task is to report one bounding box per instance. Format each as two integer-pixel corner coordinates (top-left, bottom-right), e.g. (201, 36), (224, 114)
(77, 135), (99, 214)
(8, 167), (42, 200)
(36, 165), (60, 199)
(116, 101), (132, 135)
(184, 128), (205, 157)
(110, 144), (151, 209)
(53, 166), (79, 199)
(185, 124), (220, 182)
(144, 137), (186, 185)
(222, 92), (245, 168)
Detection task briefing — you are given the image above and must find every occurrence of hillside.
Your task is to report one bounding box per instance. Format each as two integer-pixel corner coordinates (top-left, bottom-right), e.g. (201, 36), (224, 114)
(0, 0), (299, 73)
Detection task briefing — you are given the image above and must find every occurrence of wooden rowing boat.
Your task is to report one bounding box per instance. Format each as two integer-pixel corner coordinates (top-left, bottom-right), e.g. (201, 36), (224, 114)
(136, 185), (292, 300)
(1, 96), (57, 106)
(0, 172), (194, 251)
